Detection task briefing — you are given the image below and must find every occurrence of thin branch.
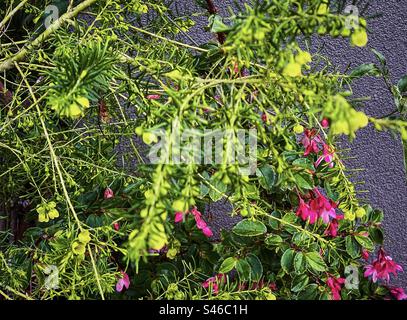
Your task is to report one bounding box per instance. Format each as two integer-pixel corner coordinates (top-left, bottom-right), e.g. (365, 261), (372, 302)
(0, 0), (98, 72)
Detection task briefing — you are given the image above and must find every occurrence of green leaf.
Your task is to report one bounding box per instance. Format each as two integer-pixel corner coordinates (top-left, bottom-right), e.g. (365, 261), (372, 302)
(236, 259), (251, 281)
(246, 254), (263, 281)
(219, 257), (236, 273)
(305, 252), (326, 272)
(354, 235), (374, 251)
(232, 219), (267, 237)
(297, 284), (318, 300)
(345, 235), (361, 259)
(292, 158), (315, 171)
(369, 209), (384, 224)
(372, 49), (386, 66)
(281, 248), (295, 273)
(265, 234), (283, 247)
(294, 252), (306, 273)
(350, 63), (379, 78)
(398, 75), (407, 93)
(208, 177), (227, 202)
(291, 274), (309, 292)
(293, 173), (314, 190)
(369, 226), (384, 245)
(208, 14), (231, 33)
(258, 165), (276, 189)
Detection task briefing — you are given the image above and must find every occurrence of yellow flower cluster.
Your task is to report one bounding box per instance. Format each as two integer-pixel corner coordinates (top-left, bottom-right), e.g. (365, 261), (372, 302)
(282, 51), (312, 77)
(37, 201), (59, 222)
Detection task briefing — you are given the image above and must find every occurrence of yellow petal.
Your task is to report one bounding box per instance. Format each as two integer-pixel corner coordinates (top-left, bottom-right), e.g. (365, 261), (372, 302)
(351, 29), (368, 47)
(282, 62), (302, 77)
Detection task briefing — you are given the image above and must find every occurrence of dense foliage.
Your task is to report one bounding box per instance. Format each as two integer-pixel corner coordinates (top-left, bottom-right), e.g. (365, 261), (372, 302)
(1, 0), (406, 300)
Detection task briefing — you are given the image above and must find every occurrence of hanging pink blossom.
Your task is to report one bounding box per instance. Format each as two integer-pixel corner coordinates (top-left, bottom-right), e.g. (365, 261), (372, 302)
(324, 216), (343, 237)
(174, 207), (213, 238)
(146, 94), (161, 100)
(202, 274), (226, 295)
(364, 248), (403, 283)
(296, 197), (318, 224)
(315, 144), (335, 168)
(116, 271), (130, 292)
(301, 129), (322, 156)
(321, 118), (329, 128)
(361, 249), (370, 260)
(326, 276), (345, 300)
(104, 187), (114, 199)
(389, 287), (407, 300)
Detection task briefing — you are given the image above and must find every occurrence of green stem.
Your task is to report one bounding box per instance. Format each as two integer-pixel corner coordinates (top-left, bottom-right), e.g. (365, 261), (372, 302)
(0, 0), (99, 71)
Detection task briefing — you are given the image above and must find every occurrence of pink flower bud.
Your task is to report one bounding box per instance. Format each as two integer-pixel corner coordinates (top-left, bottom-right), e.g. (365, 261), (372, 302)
(146, 94), (161, 100)
(113, 222), (120, 231)
(104, 187), (114, 199)
(321, 118), (329, 128)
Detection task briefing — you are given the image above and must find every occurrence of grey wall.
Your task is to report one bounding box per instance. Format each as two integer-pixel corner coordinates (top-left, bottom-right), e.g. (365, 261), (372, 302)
(180, 0), (407, 289)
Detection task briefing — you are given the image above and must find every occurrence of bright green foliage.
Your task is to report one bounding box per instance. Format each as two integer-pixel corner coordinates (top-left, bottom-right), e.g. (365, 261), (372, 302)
(0, 0), (405, 300)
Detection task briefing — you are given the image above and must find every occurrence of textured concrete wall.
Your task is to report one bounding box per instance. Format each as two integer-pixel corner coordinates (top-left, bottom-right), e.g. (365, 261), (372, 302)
(179, 0), (407, 289)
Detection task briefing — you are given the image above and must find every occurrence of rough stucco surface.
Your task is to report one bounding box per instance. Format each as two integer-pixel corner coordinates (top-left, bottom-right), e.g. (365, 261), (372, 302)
(174, 0), (407, 288)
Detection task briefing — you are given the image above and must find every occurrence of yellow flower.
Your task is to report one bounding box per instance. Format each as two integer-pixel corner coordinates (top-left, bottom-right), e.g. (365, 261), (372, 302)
(78, 230), (91, 244)
(355, 207), (367, 218)
(282, 62), (302, 77)
(351, 29), (368, 47)
(72, 241), (86, 255)
(295, 51), (312, 65)
(68, 102), (83, 118)
(172, 199), (188, 212)
(142, 132), (158, 145)
(48, 208), (59, 219)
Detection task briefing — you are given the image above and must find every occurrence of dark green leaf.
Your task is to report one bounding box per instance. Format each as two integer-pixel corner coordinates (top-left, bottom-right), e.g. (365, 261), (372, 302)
(246, 254), (263, 281)
(259, 165), (276, 189)
(232, 219), (267, 237)
(398, 75), (407, 93)
(297, 284), (318, 300)
(345, 235), (361, 259)
(236, 259), (251, 281)
(265, 234), (283, 247)
(291, 274), (309, 292)
(281, 248), (295, 273)
(354, 235), (374, 251)
(305, 252), (326, 272)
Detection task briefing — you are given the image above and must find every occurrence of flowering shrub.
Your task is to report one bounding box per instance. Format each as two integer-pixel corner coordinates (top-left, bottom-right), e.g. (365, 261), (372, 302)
(0, 0), (406, 300)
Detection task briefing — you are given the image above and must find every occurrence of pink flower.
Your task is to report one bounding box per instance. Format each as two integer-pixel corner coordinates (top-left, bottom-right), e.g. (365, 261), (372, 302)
(364, 248), (403, 283)
(174, 212), (185, 223)
(202, 274), (226, 295)
(361, 249), (370, 260)
(113, 222), (120, 231)
(315, 144), (335, 168)
(325, 219), (340, 237)
(326, 276), (345, 300)
(296, 197), (318, 224)
(174, 207), (213, 238)
(321, 118), (329, 128)
(202, 226), (213, 237)
(301, 129), (322, 156)
(146, 94), (161, 100)
(104, 187), (114, 199)
(311, 189), (338, 224)
(116, 271), (130, 292)
(389, 287), (407, 300)
(261, 113), (268, 123)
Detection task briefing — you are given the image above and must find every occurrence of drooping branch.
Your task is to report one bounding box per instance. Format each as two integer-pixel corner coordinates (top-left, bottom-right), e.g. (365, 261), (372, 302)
(0, 0), (98, 72)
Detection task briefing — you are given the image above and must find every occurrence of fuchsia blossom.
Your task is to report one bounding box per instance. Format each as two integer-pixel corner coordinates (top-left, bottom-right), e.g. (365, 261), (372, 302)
(315, 144), (335, 168)
(104, 187), (114, 199)
(296, 189), (339, 225)
(321, 118), (329, 128)
(202, 274), (226, 295)
(174, 207), (213, 238)
(301, 129), (322, 156)
(389, 287), (407, 300)
(364, 248), (403, 283)
(146, 94), (161, 100)
(116, 271), (130, 292)
(326, 276), (345, 300)
(324, 215), (343, 237)
(361, 249), (370, 260)
(113, 222), (120, 231)
(296, 197), (318, 224)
